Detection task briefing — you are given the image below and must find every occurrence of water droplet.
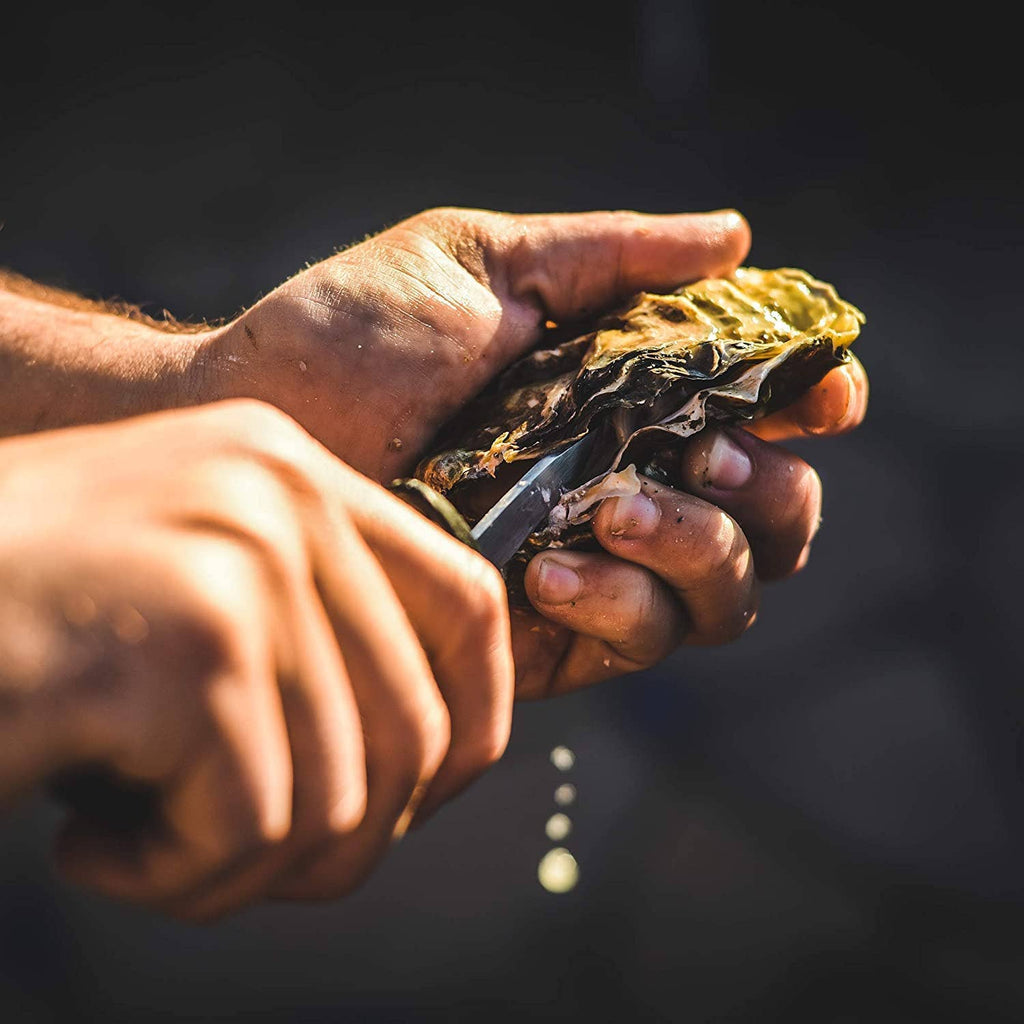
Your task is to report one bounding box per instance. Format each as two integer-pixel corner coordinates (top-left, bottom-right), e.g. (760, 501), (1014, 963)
(538, 848), (578, 893)
(550, 746), (575, 771)
(553, 783), (576, 807)
(545, 813), (572, 841)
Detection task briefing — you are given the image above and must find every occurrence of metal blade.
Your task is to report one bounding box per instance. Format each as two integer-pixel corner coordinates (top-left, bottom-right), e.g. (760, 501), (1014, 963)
(470, 434), (597, 567)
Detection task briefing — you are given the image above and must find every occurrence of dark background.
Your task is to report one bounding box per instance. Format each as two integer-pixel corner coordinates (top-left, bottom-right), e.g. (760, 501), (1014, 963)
(3, 1), (1023, 1021)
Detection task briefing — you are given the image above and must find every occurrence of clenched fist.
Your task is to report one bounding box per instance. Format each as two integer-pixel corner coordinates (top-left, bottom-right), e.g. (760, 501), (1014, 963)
(0, 400), (512, 919)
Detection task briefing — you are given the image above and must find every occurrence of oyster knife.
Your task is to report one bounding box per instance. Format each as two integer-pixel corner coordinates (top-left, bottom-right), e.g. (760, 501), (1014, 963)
(470, 433), (598, 568)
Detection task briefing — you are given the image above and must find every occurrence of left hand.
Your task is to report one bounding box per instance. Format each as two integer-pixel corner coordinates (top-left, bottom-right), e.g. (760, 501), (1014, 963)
(193, 207), (868, 697)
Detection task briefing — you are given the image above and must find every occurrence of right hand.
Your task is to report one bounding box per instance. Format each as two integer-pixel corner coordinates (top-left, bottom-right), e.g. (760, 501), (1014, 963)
(0, 399), (513, 920)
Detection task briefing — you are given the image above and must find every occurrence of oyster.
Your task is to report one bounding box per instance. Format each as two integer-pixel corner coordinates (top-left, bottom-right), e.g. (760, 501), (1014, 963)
(413, 267), (864, 593)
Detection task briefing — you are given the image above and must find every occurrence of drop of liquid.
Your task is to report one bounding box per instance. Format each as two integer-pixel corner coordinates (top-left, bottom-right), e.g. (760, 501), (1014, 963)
(545, 812), (572, 842)
(549, 746), (575, 771)
(538, 847), (579, 893)
(553, 783), (576, 807)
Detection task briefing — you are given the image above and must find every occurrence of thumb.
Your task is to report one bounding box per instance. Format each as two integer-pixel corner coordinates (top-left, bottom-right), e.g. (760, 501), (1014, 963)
(492, 208), (751, 323)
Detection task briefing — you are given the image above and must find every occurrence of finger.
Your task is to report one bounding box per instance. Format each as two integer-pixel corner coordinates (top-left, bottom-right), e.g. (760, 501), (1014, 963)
(270, 519), (450, 901)
(409, 207), (750, 326)
(497, 209), (751, 323)
(248, 421), (510, 838)
(54, 543), (294, 907)
(587, 476), (759, 646)
(521, 476), (761, 692)
(55, 667), (294, 909)
(523, 548), (688, 686)
(676, 427), (823, 581)
(343, 482), (514, 825)
(747, 354), (868, 442)
(167, 578), (368, 922)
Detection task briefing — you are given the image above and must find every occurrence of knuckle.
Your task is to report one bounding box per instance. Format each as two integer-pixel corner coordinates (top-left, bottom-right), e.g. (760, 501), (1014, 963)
(765, 465), (822, 580)
(323, 785), (367, 838)
(632, 575), (670, 649)
(456, 717), (511, 778)
(464, 557), (510, 633)
(186, 461), (308, 586)
(599, 568), (659, 645)
(416, 694), (452, 779)
(798, 466), (824, 539)
(406, 206), (471, 238)
(403, 206), (504, 269)
(391, 692), (451, 794)
(216, 397), (301, 444)
(244, 804), (290, 851)
(215, 399), (321, 480)
(724, 579), (761, 644)
(602, 209), (640, 227)
(781, 463), (823, 534)
(618, 575), (678, 665)
(728, 588), (761, 643)
(170, 534), (260, 620)
(439, 548), (510, 650)
(170, 565), (252, 676)
(218, 769), (292, 858)
(414, 205), (487, 231)
(689, 507), (748, 583)
(416, 205), (459, 223)
(695, 590), (759, 648)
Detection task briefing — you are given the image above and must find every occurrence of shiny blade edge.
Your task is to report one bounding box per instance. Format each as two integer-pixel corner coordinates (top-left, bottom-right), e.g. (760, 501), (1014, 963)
(470, 435), (596, 567)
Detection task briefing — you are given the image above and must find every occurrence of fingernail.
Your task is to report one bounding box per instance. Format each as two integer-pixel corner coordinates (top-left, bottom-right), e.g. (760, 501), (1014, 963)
(806, 363), (857, 436)
(607, 492), (660, 538)
(536, 557), (582, 605)
(703, 432), (753, 490)
(835, 363), (861, 431)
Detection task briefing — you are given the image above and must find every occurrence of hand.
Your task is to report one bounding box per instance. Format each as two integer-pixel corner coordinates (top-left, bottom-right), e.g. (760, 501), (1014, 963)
(0, 400), (513, 919)
(515, 340), (869, 697)
(515, 398), (867, 697)
(199, 207), (867, 695)
(201, 207), (754, 482)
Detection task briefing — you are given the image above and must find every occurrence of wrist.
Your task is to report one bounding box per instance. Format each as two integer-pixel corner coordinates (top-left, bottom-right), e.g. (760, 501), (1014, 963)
(0, 287), (214, 434)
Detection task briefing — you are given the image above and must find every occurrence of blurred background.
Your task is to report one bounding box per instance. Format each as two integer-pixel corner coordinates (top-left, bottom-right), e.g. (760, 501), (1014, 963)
(2, 1), (1022, 1020)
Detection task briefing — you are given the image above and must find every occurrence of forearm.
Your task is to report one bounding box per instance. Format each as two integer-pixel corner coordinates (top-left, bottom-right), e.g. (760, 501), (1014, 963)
(0, 272), (208, 435)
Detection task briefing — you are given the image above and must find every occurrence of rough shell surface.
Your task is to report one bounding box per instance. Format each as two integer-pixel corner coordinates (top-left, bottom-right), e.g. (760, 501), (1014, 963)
(414, 266), (864, 589)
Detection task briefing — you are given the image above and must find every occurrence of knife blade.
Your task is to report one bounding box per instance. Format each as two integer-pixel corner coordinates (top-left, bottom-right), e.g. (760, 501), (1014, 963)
(470, 433), (599, 568)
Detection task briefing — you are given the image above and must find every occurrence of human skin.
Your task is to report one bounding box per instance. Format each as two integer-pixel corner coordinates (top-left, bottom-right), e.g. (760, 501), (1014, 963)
(0, 400), (514, 920)
(0, 208), (868, 915)
(0, 207), (868, 692)
(176, 206), (867, 695)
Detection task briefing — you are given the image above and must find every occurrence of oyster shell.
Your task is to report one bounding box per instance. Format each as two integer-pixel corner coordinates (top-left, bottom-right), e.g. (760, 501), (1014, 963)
(413, 267), (864, 593)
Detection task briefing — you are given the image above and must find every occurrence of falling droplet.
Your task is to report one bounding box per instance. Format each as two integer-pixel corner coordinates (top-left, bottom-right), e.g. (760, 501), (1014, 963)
(553, 783), (576, 807)
(550, 746), (575, 771)
(545, 813), (572, 842)
(538, 848), (578, 893)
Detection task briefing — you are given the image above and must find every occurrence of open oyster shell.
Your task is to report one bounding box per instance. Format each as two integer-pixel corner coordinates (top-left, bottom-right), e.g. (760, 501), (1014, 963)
(413, 267), (864, 595)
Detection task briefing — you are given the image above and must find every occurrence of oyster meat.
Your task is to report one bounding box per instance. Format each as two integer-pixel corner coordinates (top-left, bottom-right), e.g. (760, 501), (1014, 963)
(413, 266), (864, 592)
